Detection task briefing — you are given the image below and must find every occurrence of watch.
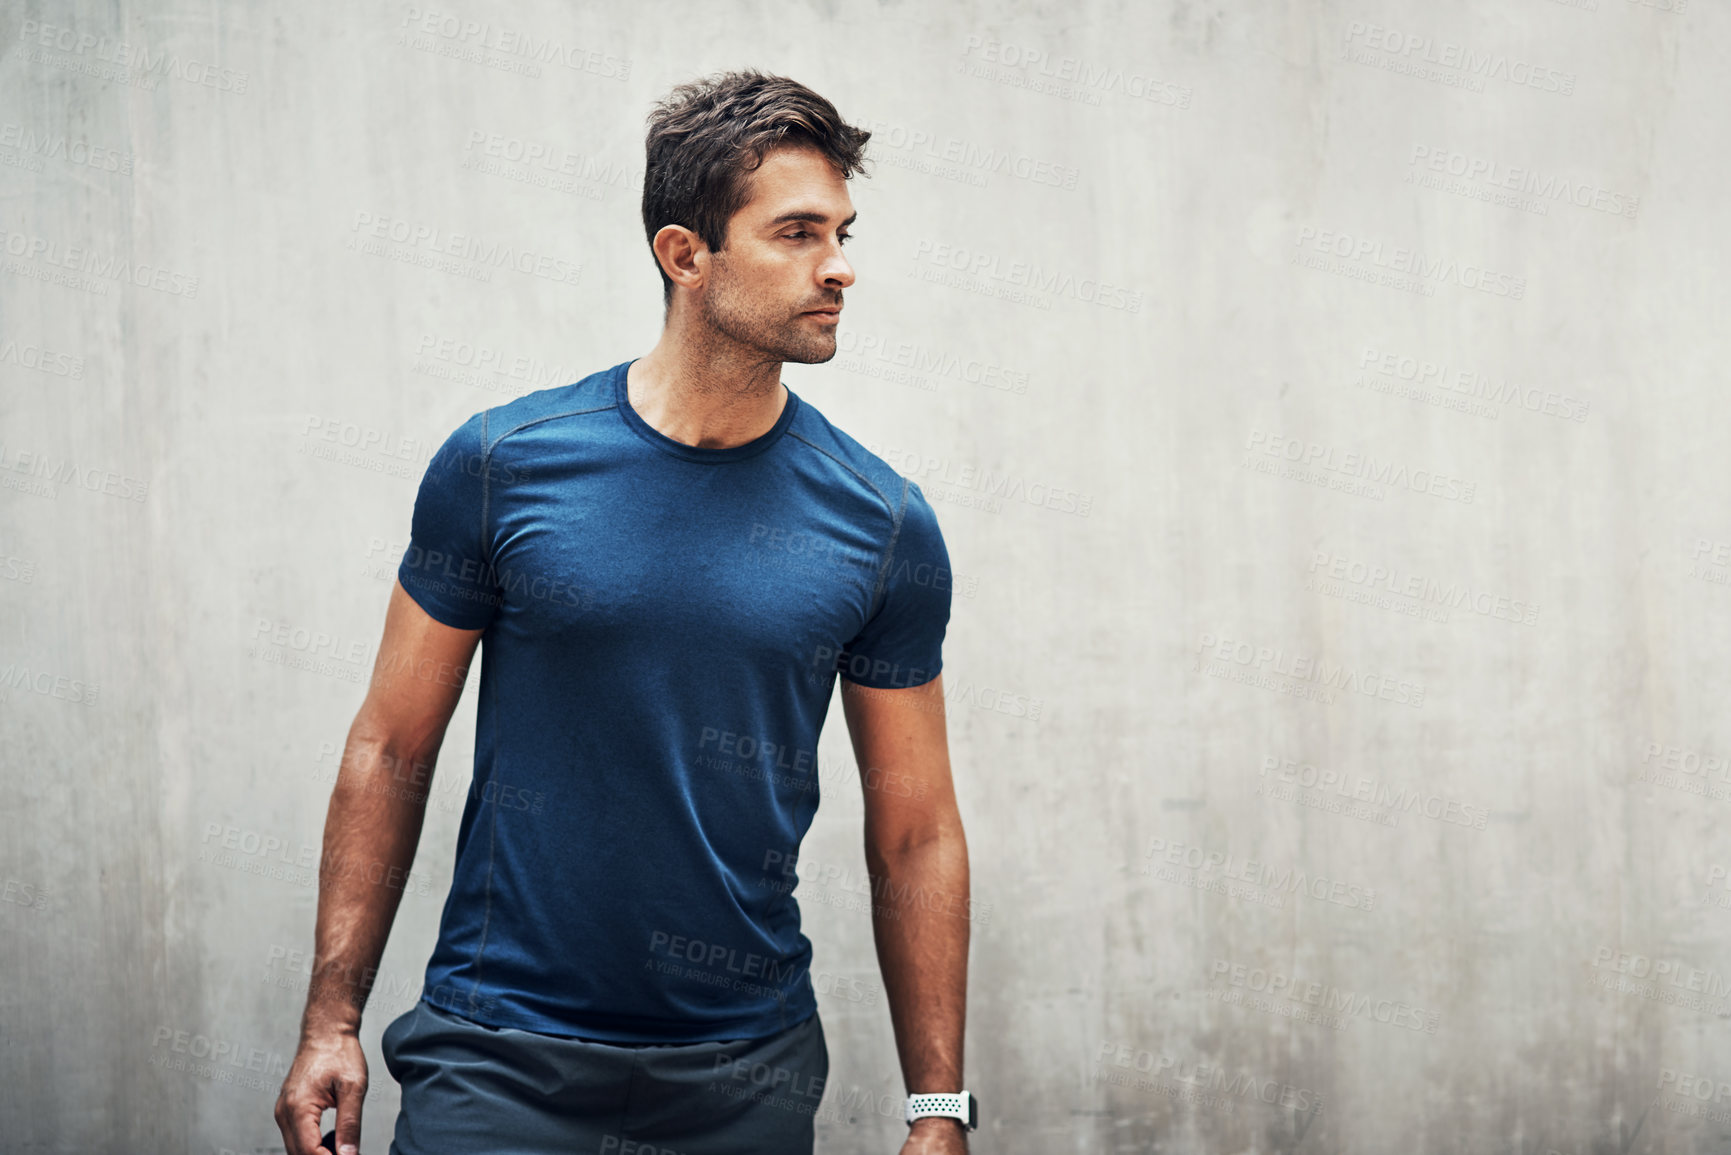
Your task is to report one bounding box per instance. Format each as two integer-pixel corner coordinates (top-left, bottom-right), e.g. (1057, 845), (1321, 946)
(905, 1090), (978, 1130)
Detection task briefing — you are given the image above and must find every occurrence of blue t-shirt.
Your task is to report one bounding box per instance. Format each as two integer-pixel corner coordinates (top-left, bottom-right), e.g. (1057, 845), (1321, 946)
(396, 357), (952, 1043)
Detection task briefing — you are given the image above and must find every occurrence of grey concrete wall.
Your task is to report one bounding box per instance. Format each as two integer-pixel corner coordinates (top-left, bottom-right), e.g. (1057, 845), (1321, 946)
(2, 0), (1726, 1151)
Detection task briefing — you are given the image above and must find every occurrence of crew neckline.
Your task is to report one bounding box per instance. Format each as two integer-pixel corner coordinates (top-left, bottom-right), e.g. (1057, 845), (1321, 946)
(614, 358), (800, 464)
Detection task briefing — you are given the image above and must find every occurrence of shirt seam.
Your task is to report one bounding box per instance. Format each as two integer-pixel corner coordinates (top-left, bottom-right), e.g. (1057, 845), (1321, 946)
(470, 408), (498, 1008)
(479, 408), (493, 575)
(469, 632), (502, 1007)
(782, 428), (909, 627)
(467, 402), (617, 1006)
(783, 428), (897, 512)
(486, 402), (618, 454)
(868, 475), (910, 622)
(620, 394), (800, 464)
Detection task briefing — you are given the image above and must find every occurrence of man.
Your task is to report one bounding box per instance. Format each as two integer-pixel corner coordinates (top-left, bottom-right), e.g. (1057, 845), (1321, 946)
(274, 69), (976, 1155)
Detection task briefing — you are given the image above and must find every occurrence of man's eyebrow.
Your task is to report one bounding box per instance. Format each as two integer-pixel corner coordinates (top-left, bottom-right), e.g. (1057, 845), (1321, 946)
(765, 210), (858, 229)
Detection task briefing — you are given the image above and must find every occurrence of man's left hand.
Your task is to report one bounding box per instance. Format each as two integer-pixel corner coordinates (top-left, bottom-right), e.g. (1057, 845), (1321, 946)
(900, 1117), (969, 1154)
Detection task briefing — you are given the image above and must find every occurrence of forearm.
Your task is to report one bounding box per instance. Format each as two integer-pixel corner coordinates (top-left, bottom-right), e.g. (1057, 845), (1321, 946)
(868, 829), (970, 1095)
(299, 732), (437, 1039)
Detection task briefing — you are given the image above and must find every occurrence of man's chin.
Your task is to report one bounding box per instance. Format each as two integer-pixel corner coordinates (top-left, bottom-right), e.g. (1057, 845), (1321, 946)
(774, 335), (838, 366)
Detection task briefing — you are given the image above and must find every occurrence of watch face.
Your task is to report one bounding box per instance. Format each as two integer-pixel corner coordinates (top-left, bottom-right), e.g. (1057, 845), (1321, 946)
(967, 1092), (979, 1129)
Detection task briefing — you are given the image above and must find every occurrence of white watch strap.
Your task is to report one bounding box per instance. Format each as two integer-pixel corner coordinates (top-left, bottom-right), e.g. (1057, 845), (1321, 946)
(906, 1090), (973, 1126)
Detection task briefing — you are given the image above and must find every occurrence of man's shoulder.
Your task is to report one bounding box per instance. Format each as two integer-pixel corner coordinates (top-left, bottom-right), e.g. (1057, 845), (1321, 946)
(787, 392), (914, 515)
(449, 362), (624, 452)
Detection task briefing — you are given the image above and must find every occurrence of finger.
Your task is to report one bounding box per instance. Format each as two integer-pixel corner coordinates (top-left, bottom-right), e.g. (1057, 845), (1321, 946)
(285, 1099), (326, 1155)
(332, 1074), (366, 1155)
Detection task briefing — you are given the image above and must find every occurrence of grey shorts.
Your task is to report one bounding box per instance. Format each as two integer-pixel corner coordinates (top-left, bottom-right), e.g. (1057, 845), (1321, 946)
(379, 998), (829, 1155)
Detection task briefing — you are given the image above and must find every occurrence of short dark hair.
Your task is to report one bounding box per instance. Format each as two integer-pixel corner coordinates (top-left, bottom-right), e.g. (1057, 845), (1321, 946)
(642, 68), (872, 309)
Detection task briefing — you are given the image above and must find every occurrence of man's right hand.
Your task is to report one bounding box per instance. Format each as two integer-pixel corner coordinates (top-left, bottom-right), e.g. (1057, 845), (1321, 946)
(275, 1030), (368, 1155)
(273, 583), (483, 1154)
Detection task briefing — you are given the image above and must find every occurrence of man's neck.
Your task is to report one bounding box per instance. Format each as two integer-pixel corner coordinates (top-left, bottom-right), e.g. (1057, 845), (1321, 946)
(626, 336), (788, 452)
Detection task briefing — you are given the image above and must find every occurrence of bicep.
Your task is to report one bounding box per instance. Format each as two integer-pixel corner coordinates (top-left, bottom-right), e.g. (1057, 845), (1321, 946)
(353, 580), (485, 748)
(840, 674), (959, 856)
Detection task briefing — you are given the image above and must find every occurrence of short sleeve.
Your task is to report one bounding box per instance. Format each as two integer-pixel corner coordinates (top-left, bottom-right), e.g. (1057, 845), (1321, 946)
(836, 480), (952, 689)
(397, 411), (504, 630)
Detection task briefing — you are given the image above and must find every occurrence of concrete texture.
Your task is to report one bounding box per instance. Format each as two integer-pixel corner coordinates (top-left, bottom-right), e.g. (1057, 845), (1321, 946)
(3, 0), (1728, 1151)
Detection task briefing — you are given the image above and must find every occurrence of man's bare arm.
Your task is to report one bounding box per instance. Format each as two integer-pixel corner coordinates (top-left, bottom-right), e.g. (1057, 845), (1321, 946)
(275, 580), (484, 1155)
(839, 673), (971, 1152)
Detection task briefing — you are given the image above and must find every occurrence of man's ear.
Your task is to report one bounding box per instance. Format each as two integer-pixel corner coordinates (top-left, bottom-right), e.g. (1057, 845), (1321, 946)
(654, 224), (708, 294)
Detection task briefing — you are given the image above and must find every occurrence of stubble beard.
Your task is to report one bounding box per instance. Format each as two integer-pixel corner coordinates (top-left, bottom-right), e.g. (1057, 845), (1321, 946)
(700, 257), (838, 368)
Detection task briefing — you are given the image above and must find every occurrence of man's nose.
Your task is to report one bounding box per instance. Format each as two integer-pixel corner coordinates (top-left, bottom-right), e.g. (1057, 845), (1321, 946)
(819, 246), (854, 288)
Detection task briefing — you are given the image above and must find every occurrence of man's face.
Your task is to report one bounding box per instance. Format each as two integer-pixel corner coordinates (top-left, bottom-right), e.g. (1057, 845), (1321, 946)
(697, 143), (856, 365)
